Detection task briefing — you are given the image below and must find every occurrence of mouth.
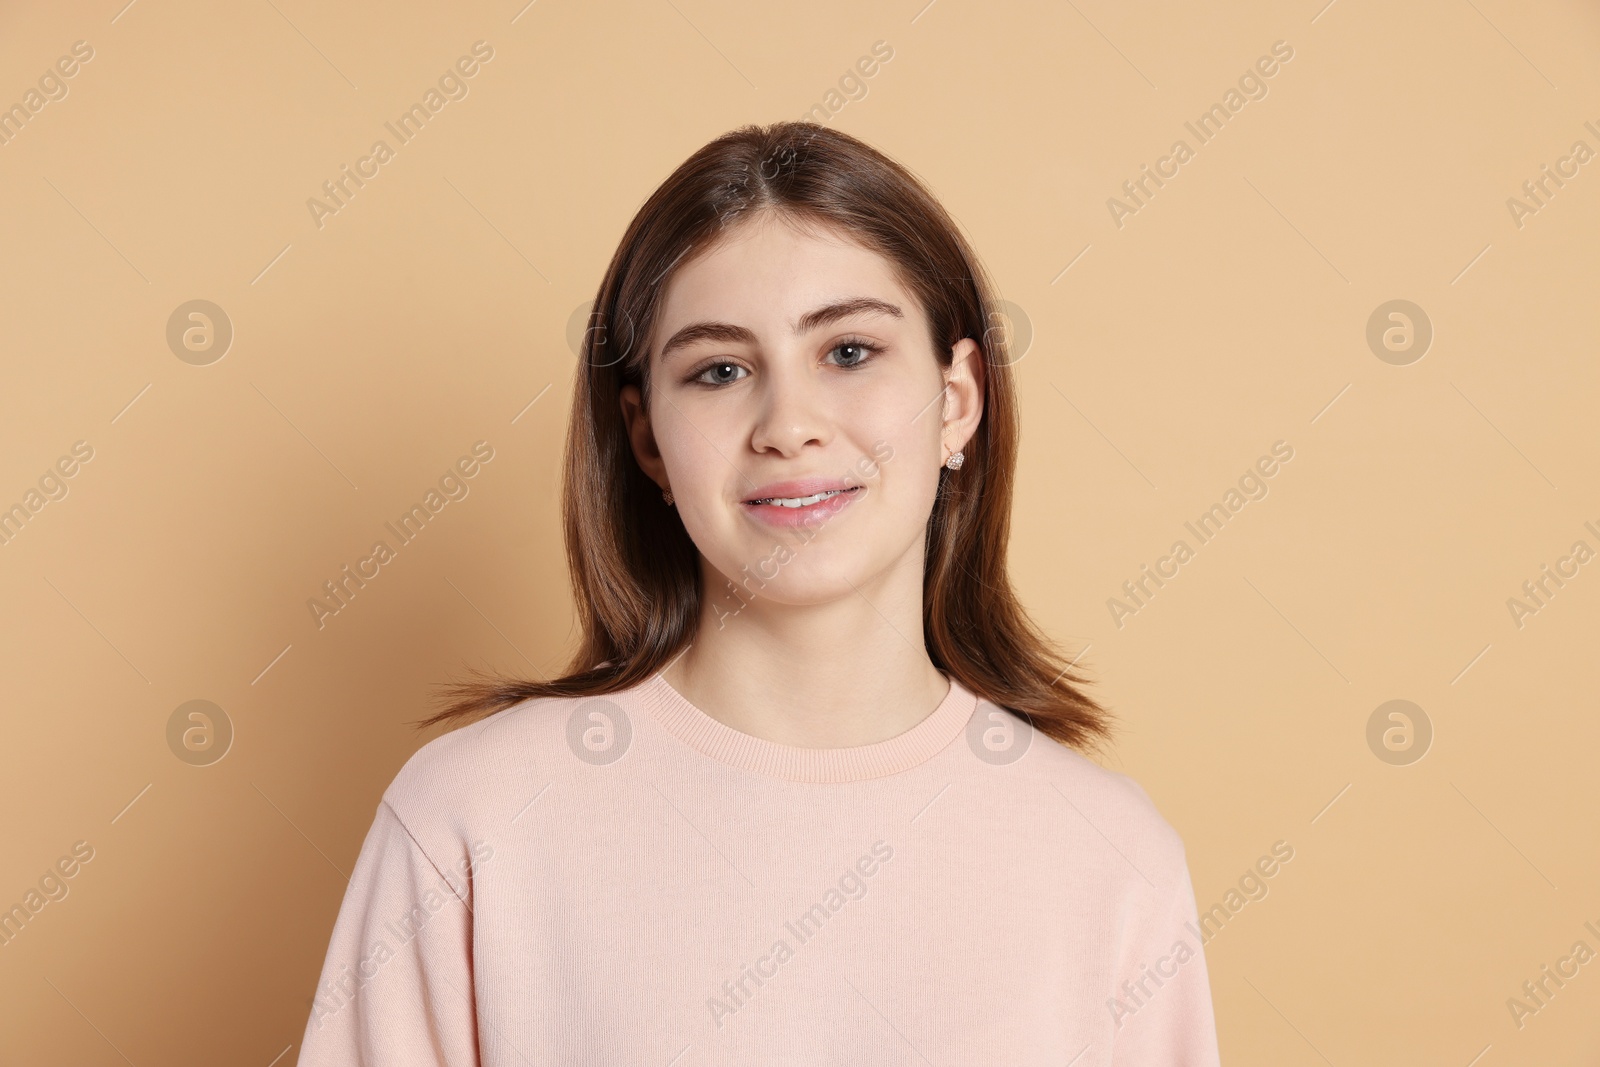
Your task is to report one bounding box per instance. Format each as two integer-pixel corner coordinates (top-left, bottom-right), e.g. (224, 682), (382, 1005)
(740, 482), (864, 526)
(744, 487), (860, 508)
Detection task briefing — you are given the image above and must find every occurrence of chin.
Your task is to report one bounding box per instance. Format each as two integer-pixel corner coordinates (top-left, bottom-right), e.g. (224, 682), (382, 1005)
(709, 549), (874, 606)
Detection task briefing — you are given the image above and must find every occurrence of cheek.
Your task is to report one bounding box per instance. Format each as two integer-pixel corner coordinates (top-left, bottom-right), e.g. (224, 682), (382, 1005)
(857, 390), (943, 474)
(881, 444), (942, 526)
(854, 424), (942, 535)
(657, 404), (732, 483)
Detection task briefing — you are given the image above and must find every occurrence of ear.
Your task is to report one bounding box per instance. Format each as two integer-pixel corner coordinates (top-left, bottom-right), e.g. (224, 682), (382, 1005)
(941, 337), (986, 459)
(618, 383), (669, 490)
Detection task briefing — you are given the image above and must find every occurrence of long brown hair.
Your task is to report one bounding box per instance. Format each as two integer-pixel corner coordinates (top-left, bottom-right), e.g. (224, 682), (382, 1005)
(418, 120), (1112, 753)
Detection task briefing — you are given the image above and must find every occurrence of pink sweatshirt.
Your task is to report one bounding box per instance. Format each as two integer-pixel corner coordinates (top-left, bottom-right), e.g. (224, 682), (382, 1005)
(295, 671), (1221, 1065)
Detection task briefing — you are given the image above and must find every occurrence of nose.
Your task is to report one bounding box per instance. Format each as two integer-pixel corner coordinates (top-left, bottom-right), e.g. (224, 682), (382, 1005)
(747, 356), (832, 456)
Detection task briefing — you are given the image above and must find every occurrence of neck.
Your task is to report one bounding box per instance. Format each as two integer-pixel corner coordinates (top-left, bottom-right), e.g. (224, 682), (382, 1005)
(662, 551), (949, 748)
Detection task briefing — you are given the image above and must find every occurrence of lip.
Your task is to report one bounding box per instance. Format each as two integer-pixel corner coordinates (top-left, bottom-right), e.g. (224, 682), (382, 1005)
(740, 478), (864, 527)
(742, 478), (858, 503)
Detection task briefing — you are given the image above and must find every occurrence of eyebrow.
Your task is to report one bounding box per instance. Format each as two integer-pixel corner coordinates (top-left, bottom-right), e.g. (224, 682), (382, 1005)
(658, 297), (903, 364)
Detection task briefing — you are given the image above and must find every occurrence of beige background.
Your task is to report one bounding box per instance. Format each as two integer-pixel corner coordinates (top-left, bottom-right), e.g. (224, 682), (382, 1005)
(2, 0), (1598, 1061)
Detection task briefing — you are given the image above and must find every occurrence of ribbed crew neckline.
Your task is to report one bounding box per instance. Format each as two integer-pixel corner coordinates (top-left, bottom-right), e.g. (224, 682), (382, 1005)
(633, 670), (978, 783)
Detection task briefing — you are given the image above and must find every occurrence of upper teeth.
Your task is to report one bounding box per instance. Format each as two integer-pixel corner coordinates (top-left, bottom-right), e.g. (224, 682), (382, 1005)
(755, 489), (849, 508)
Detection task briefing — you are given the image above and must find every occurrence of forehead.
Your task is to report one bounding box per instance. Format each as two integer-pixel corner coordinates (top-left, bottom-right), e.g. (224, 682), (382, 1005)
(653, 213), (916, 336)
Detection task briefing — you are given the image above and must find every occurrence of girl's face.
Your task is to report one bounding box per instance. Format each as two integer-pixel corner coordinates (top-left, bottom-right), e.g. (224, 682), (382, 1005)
(619, 210), (984, 609)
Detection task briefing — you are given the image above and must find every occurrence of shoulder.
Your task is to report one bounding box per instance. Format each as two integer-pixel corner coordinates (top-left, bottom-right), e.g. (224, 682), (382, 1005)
(379, 692), (580, 834)
(1007, 712), (1192, 892)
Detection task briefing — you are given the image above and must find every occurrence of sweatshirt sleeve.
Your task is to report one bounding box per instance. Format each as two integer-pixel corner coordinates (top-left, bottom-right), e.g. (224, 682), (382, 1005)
(295, 800), (479, 1067)
(1107, 860), (1222, 1066)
